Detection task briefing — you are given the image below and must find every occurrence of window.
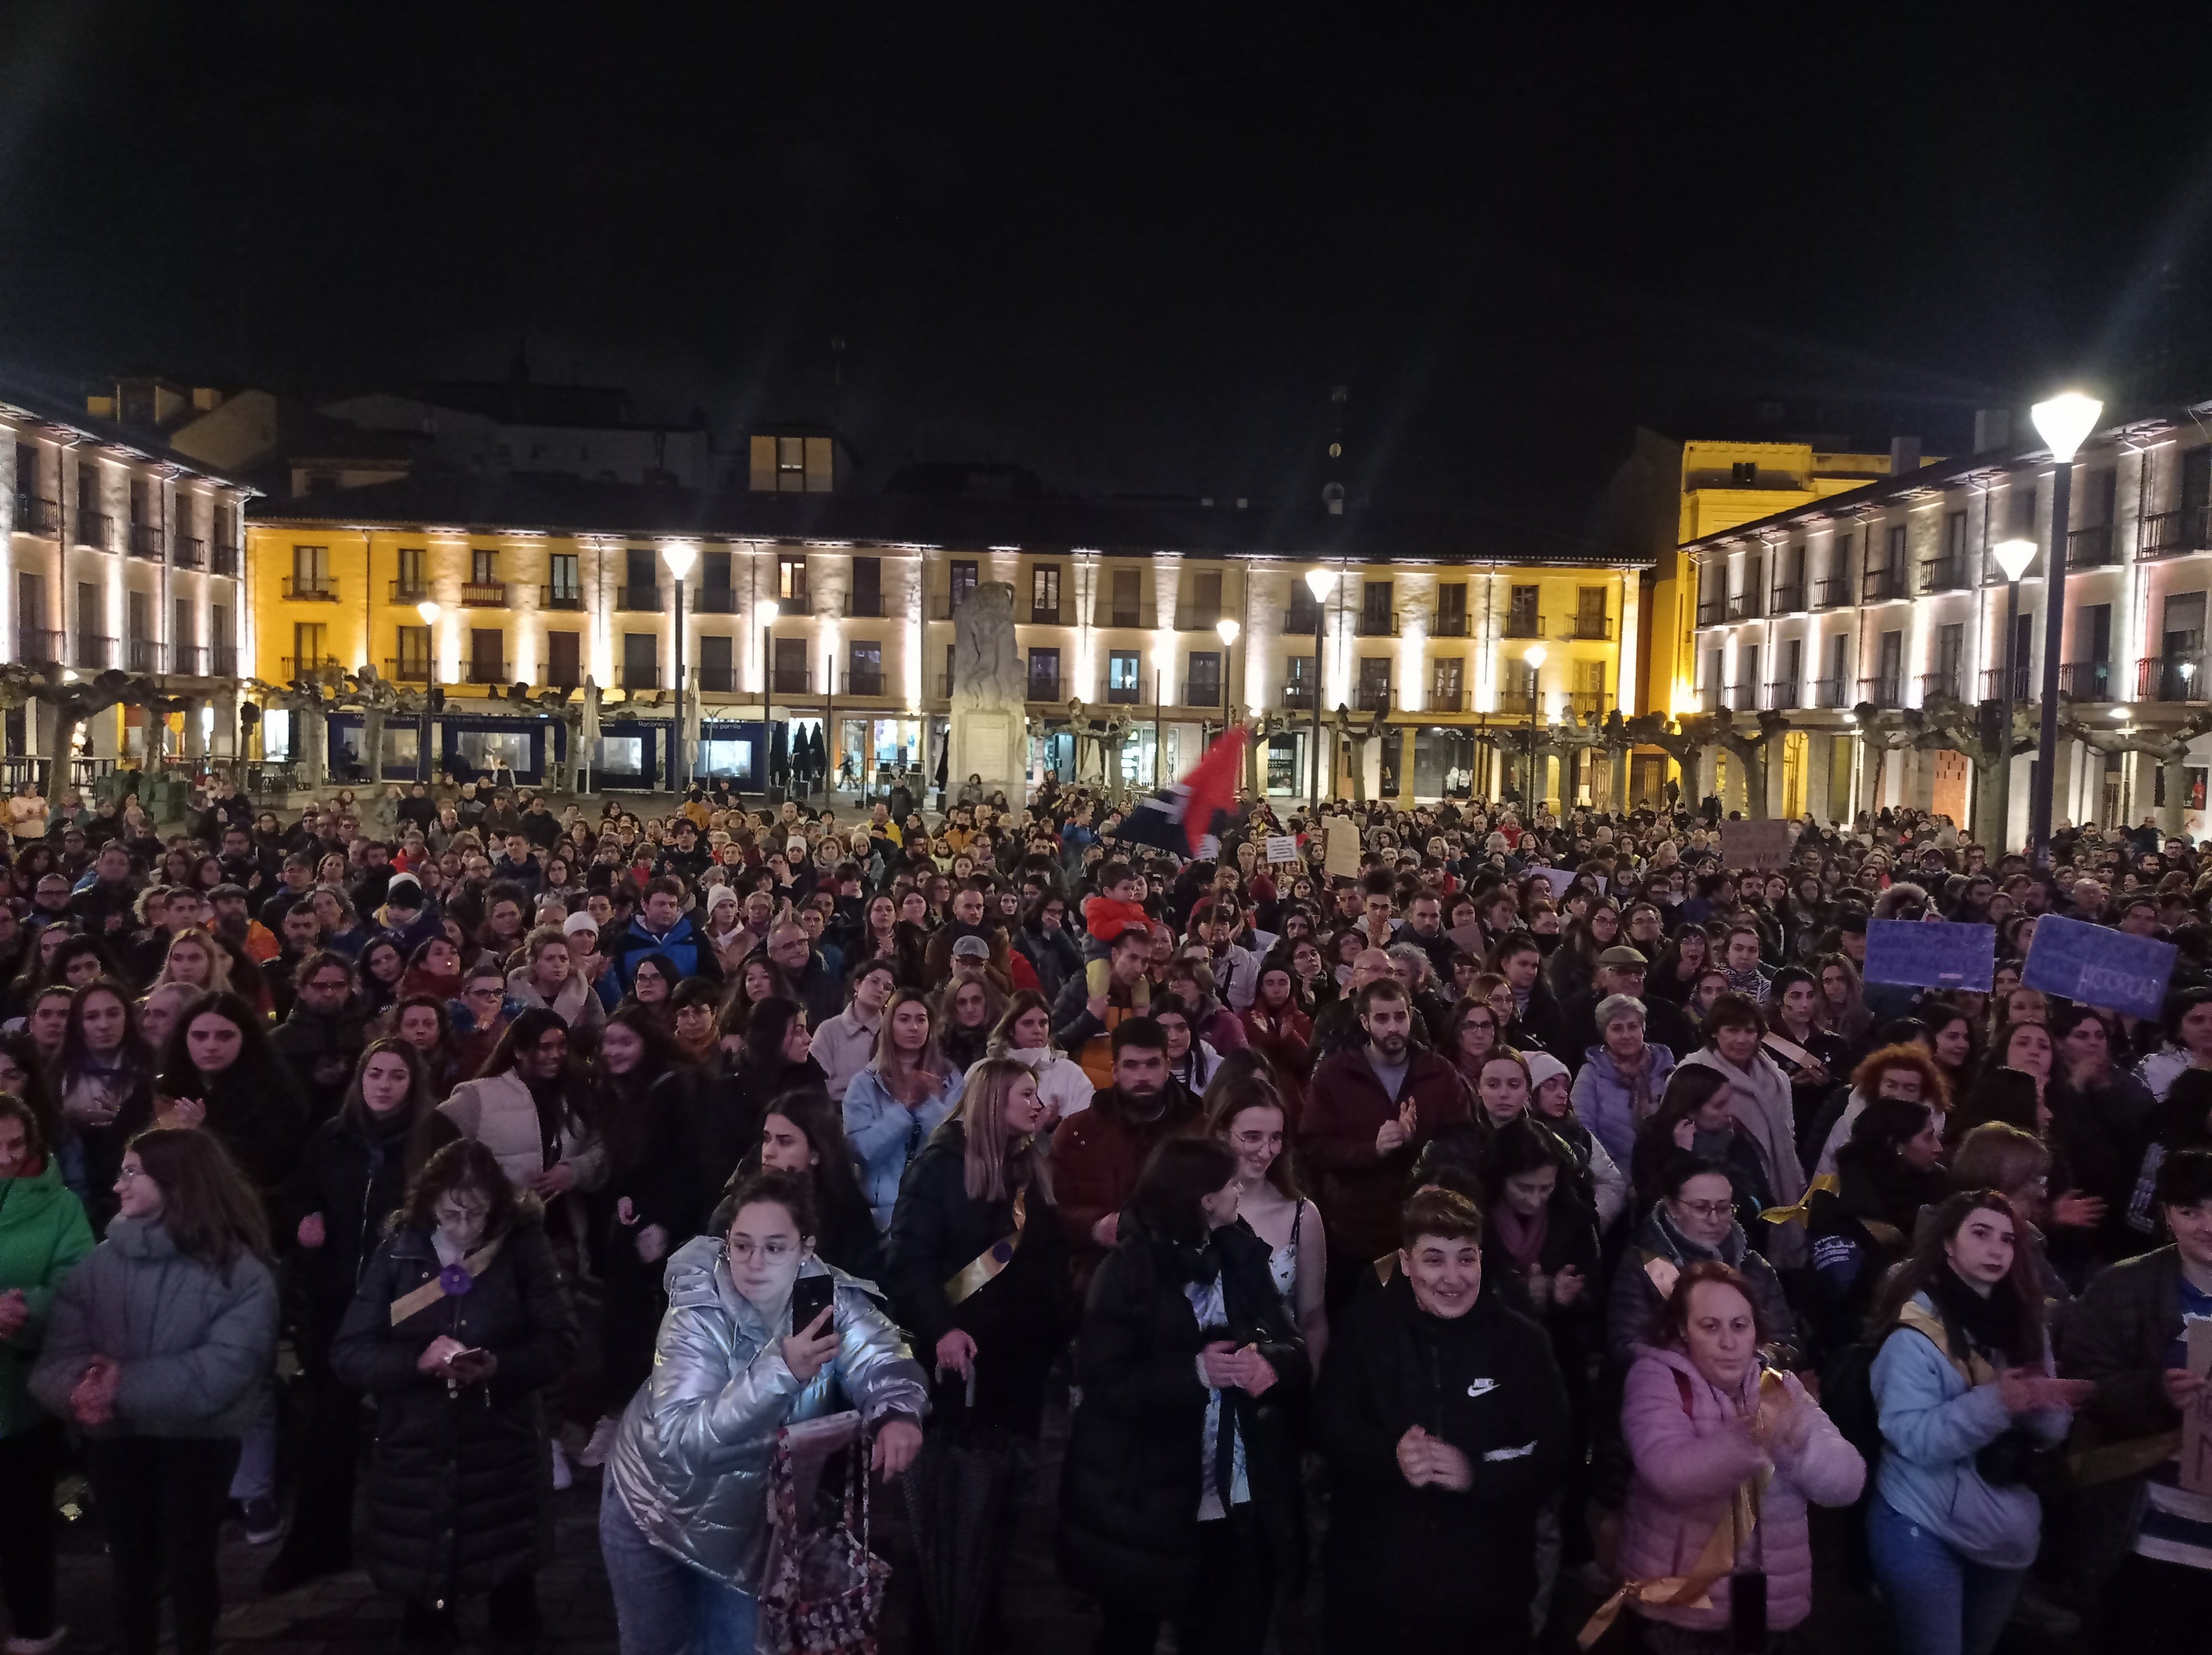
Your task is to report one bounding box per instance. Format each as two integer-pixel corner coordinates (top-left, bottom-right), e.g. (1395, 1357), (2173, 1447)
(622, 632), (659, 689)
(772, 636), (810, 693)
(1507, 584), (1539, 636)
(292, 544), (331, 596)
(847, 641), (884, 695)
(469, 628), (504, 683)
(1432, 656), (1464, 707)
(1731, 461), (1757, 485)
(2011, 481), (2037, 535)
(1435, 582), (1468, 634)
(950, 559), (978, 612)
(778, 555), (808, 602)
(472, 548), (497, 585)
(702, 549), (732, 591)
(1286, 655), (1317, 701)
(697, 633), (732, 692)
(1031, 565), (1062, 622)
(2182, 446), (2212, 516)
(14, 443), (35, 500)
(174, 598), (193, 655)
(1109, 568), (1141, 626)
(1027, 647), (1061, 701)
(850, 556), (882, 616)
(1190, 570), (1223, 628)
(942, 643), (956, 698)
(549, 553), (581, 602)
(1187, 650), (1222, 706)
(625, 548), (658, 592)
(398, 547), (427, 596)
(778, 436), (806, 491)
(211, 604), (232, 670)
(394, 625), (431, 680)
(1575, 586), (1608, 637)
(127, 594), (150, 672)
(1945, 511), (1968, 558)
(291, 622), (327, 675)
(1886, 524), (1906, 567)
(1360, 580), (1392, 630)
(1357, 655), (1391, 710)
(1107, 649), (1141, 703)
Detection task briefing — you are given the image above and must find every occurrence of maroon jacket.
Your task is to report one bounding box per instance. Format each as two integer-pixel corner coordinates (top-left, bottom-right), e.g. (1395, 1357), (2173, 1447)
(1048, 1082), (1201, 1295)
(1299, 1046), (1472, 1263)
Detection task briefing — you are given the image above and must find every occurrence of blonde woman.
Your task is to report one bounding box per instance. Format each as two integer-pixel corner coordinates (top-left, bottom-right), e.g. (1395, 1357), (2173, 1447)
(843, 988), (964, 1227)
(149, 926), (237, 998)
(984, 990), (1094, 1125)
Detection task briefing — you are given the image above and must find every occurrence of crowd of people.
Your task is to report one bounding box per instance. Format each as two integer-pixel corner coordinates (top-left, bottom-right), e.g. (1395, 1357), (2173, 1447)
(0, 768), (2207, 1655)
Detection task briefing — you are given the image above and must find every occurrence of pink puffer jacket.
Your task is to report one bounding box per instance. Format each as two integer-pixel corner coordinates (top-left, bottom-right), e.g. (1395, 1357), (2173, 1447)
(1617, 1346), (1866, 1632)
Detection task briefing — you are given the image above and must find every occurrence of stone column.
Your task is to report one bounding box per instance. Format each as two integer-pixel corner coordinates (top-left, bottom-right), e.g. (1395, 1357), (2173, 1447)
(947, 584), (1027, 809)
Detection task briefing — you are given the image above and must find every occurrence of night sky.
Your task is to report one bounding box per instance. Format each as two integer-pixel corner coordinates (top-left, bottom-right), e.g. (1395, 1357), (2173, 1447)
(6, 4), (2212, 534)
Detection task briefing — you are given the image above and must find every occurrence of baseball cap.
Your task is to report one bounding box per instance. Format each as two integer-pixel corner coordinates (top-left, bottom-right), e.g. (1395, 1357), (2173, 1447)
(1597, 945), (1648, 968)
(1524, 1052), (1569, 1094)
(951, 935), (992, 961)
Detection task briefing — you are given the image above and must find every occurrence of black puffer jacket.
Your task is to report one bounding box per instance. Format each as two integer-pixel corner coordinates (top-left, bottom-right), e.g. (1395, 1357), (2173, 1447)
(268, 1001), (370, 1128)
(1058, 1214), (1308, 1617)
(328, 1205), (577, 1605)
(1314, 1272), (1569, 1631)
(295, 1107), (418, 1349)
(884, 1120), (1070, 1434)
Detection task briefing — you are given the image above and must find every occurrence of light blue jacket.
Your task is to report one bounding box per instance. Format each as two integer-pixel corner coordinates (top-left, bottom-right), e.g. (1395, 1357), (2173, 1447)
(843, 1066), (966, 1229)
(1569, 1042), (1677, 1168)
(1869, 1291), (2070, 1568)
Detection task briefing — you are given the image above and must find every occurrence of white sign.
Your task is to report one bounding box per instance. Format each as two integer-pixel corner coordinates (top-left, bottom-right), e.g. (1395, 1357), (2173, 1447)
(1265, 835), (1300, 864)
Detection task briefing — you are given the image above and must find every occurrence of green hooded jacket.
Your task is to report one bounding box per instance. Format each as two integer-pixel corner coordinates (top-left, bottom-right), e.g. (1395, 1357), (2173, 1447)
(0, 1155), (97, 1436)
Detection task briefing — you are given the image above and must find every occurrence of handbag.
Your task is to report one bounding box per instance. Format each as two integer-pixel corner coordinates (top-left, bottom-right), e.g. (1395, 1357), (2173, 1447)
(756, 1413), (890, 1655)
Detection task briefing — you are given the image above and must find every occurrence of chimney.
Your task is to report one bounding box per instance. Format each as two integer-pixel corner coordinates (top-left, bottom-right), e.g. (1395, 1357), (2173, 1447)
(1973, 407), (2012, 452)
(1888, 436), (1922, 476)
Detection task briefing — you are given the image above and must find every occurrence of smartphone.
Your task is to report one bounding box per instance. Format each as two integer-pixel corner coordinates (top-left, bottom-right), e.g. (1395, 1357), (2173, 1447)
(790, 1273), (836, 1336)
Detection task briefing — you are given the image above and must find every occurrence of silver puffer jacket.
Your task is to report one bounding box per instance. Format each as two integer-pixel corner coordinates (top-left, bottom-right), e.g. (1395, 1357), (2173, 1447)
(606, 1235), (928, 1590)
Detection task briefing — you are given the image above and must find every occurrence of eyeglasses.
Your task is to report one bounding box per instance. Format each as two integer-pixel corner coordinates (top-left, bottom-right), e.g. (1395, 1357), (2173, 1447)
(1672, 1198), (1735, 1220)
(727, 1237), (799, 1264)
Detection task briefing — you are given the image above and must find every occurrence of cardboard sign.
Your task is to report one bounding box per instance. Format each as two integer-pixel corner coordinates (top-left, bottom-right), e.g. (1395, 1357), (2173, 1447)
(1864, 918), (1996, 992)
(1533, 866), (1578, 898)
(1265, 835), (1300, 864)
(1324, 820), (1362, 880)
(1192, 834), (1221, 862)
(2182, 1320), (2212, 1496)
(1447, 922), (1487, 956)
(1721, 819), (1797, 871)
(2021, 913), (2179, 1021)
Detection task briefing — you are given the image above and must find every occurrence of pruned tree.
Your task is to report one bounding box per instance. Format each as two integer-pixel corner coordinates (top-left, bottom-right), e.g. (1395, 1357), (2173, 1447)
(1913, 693), (2036, 847)
(1331, 702), (1391, 803)
(1622, 711), (1714, 808)
(2056, 704), (2212, 837)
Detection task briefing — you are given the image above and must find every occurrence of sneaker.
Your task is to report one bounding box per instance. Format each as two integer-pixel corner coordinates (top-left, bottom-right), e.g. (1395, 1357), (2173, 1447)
(577, 1414), (620, 1469)
(5, 1628), (69, 1655)
(242, 1496), (284, 1546)
(550, 1439), (573, 1492)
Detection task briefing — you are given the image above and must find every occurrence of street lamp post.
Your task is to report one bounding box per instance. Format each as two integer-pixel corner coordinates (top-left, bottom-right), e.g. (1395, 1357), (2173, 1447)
(1305, 570), (1335, 811)
(661, 543), (698, 796)
(415, 600), (440, 784)
(1214, 617), (1240, 748)
(757, 598), (780, 802)
(1524, 644), (1547, 810)
(1990, 538), (2038, 851)
(2027, 393), (2104, 864)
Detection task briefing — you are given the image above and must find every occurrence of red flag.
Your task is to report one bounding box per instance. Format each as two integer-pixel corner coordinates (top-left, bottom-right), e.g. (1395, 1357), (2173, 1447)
(1112, 725), (1249, 856)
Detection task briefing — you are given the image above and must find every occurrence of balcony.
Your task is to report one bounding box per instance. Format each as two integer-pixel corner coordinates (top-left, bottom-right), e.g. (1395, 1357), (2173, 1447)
(390, 579), (431, 605)
(383, 657), (431, 684)
(1694, 600), (1724, 628)
(1026, 676), (1062, 704)
(1428, 688), (1467, 712)
(1098, 606), (1147, 629)
(1919, 669), (1963, 702)
(1354, 612), (1400, 638)
(1569, 691), (1613, 719)
(692, 588), (738, 613)
(1029, 605), (1068, 626)
(1174, 608), (1223, 632)
(1105, 682), (1142, 705)
(2139, 507), (2212, 559)
(283, 576), (338, 602)
(845, 669), (886, 697)
(1766, 680), (1801, 710)
(617, 585), (663, 612)
(1353, 684), (1392, 712)
(211, 544), (239, 577)
(540, 586), (585, 611)
(619, 663), (662, 690)
(2067, 525), (2117, 569)
(1920, 556), (1968, 593)
(1505, 611), (1547, 639)
(1768, 585), (1806, 615)
(1858, 675), (1902, 708)
(1813, 678), (1847, 709)
(773, 667), (814, 695)
(1569, 614), (1614, 640)
(460, 582), (509, 607)
(1812, 579), (1851, 610)
(1282, 683), (1316, 711)
(172, 537), (205, 569)
(1284, 606), (1322, 635)
(1181, 680), (1225, 708)
(17, 628), (62, 665)
(2058, 660), (2115, 701)
(1980, 665), (2033, 701)
(12, 496), (59, 536)
(929, 594), (971, 621)
(1430, 611), (1470, 637)
(544, 665), (582, 692)
(128, 640), (162, 673)
(2140, 655), (2208, 703)
(76, 636), (114, 670)
(281, 654), (340, 681)
(1727, 683), (1757, 712)
(75, 512), (112, 551)
(127, 523), (164, 561)
(1499, 689), (1542, 717)
(697, 666), (734, 693)
(462, 660), (512, 685)
(844, 591), (886, 618)
(211, 645), (238, 676)
(171, 646), (208, 675)
(1861, 568), (1904, 604)
(1725, 594), (1761, 623)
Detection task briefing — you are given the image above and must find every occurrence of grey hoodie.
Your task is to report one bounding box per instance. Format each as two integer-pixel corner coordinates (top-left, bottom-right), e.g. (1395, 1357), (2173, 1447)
(29, 1214), (277, 1439)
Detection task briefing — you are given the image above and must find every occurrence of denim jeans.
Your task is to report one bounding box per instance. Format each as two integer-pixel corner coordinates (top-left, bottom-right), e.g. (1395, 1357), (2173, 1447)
(1866, 1496), (2026, 1655)
(599, 1476), (758, 1655)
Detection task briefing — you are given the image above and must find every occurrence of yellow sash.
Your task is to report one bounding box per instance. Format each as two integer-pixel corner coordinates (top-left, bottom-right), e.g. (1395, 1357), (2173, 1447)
(1760, 1172), (1839, 1229)
(388, 1237), (505, 1326)
(1579, 1370), (1783, 1647)
(1896, 1299), (1997, 1387)
(945, 1189), (1027, 1306)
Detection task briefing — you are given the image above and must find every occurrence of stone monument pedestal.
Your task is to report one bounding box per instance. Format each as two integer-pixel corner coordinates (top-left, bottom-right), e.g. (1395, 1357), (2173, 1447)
(948, 582), (1027, 809)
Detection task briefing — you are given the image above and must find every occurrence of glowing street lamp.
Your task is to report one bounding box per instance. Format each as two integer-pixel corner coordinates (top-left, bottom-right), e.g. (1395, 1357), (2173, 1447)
(415, 600), (442, 780)
(756, 596), (780, 800)
(661, 543), (698, 794)
(1214, 616), (1240, 740)
(1524, 643), (1547, 807)
(2028, 392), (2104, 863)
(1304, 570), (1335, 811)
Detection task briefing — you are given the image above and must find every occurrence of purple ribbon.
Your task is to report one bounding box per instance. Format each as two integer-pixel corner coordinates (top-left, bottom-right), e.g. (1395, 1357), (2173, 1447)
(438, 1263), (474, 1297)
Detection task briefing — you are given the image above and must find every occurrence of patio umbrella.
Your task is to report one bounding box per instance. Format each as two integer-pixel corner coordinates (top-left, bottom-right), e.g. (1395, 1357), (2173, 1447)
(769, 719), (790, 789)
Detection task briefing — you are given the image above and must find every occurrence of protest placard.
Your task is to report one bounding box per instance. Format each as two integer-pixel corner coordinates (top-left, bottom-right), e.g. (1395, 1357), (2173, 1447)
(1324, 819), (1362, 879)
(2021, 914), (2179, 1021)
(1265, 835), (1300, 864)
(1447, 922), (1486, 956)
(2182, 1320), (2212, 1496)
(1720, 819), (1797, 871)
(1533, 866), (1578, 898)
(1863, 918), (1995, 992)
